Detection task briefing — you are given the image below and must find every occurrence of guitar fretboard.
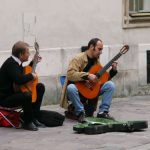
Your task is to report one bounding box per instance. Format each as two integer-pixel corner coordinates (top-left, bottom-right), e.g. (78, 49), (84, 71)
(32, 52), (39, 73)
(96, 52), (122, 78)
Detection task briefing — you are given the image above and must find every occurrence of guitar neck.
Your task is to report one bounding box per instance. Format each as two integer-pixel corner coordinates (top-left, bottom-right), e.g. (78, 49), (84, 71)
(96, 52), (122, 78)
(32, 53), (38, 73)
(32, 61), (37, 73)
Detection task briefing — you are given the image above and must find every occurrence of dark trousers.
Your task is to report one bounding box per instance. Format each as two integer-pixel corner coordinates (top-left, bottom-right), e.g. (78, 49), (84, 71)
(0, 83), (45, 124)
(84, 98), (98, 116)
(80, 94), (98, 117)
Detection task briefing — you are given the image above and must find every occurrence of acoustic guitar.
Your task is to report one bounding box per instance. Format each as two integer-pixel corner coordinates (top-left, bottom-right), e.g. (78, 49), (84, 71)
(75, 45), (129, 100)
(20, 42), (39, 103)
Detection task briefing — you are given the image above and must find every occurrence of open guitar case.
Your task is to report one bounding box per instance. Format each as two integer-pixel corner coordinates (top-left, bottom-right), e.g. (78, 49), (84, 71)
(73, 117), (148, 134)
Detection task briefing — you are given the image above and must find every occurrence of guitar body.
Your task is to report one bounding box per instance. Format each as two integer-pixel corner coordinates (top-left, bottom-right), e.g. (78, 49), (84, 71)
(20, 66), (38, 103)
(75, 64), (109, 100)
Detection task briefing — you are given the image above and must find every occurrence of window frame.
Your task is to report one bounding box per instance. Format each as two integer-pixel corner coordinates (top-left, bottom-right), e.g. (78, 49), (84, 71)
(123, 0), (150, 28)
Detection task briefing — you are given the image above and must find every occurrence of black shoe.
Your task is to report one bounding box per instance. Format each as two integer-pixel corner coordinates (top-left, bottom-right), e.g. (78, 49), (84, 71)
(33, 119), (46, 128)
(77, 111), (86, 123)
(22, 122), (38, 131)
(65, 110), (78, 120)
(97, 112), (115, 120)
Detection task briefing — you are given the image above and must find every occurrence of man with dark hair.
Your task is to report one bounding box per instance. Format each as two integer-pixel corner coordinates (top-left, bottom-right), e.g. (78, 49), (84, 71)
(0, 41), (45, 131)
(61, 38), (118, 123)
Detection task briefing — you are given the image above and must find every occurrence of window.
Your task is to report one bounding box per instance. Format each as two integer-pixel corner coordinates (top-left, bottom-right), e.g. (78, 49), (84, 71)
(123, 0), (150, 28)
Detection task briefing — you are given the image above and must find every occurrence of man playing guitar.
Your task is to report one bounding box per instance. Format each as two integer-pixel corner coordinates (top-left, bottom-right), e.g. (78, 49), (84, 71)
(0, 41), (45, 131)
(64, 38), (118, 123)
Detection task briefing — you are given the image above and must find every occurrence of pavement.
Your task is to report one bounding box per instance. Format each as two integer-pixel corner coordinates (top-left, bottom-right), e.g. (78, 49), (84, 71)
(0, 95), (150, 150)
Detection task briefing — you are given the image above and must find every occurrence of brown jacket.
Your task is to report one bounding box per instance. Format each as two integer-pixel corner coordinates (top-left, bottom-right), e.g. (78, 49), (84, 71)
(60, 52), (99, 108)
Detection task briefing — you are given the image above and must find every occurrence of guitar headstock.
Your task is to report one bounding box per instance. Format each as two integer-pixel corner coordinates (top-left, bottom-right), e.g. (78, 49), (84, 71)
(120, 45), (129, 54)
(34, 41), (39, 54)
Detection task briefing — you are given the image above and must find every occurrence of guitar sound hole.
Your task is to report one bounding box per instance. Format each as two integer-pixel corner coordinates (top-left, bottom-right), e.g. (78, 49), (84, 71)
(85, 82), (94, 90)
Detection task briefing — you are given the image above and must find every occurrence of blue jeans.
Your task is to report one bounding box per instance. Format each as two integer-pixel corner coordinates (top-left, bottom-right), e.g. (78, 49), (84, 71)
(67, 81), (115, 116)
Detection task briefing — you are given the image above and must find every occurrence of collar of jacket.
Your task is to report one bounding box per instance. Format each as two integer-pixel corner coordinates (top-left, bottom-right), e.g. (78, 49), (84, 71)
(11, 55), (22, 66)
(82, 52), (88, 63)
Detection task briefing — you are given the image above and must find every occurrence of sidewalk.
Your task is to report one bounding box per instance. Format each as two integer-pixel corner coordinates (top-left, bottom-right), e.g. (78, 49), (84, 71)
(0, 95), (150, 150)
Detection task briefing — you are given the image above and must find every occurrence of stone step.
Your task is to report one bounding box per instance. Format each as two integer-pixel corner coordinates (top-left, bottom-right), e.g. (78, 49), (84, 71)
(138, 85), (150, 95)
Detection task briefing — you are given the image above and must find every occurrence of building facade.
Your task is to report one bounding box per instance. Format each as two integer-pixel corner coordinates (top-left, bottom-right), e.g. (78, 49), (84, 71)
(0, 0), (150, 104)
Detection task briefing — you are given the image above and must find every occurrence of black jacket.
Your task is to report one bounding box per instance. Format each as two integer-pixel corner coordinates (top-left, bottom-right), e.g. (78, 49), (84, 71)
(0, 56), (33, 96)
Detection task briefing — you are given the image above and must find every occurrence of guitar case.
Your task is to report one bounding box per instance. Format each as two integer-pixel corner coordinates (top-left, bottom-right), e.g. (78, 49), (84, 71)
(38, 110), (65, 127)
(73, 117), (148, 134)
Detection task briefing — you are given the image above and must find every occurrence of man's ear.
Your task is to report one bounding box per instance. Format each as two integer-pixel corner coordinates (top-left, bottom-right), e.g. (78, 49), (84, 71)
(18, 53), (21, 58)
(18, 53), (23, 60)
(90, 45), (94, 50)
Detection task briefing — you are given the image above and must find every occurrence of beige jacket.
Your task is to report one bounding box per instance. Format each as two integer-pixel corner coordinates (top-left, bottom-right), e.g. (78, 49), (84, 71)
(60, 52), (99, 108)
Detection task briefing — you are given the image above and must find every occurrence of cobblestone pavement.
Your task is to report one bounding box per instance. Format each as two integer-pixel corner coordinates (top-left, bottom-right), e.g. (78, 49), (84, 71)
(0, 95), (150, 150)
